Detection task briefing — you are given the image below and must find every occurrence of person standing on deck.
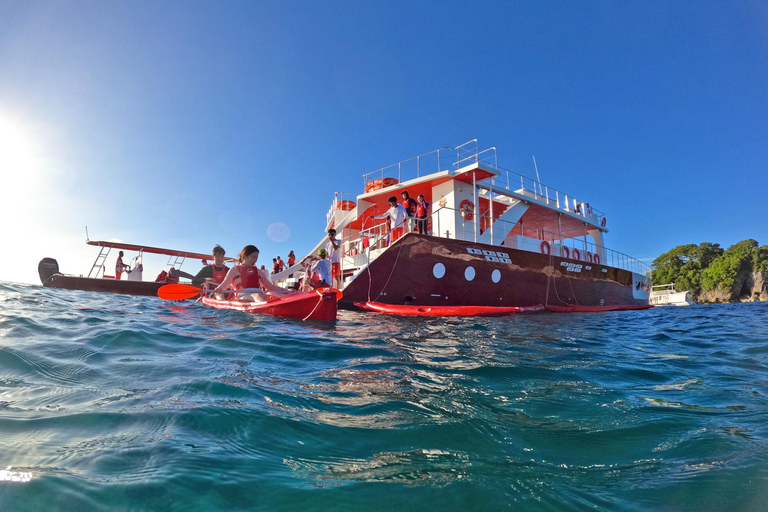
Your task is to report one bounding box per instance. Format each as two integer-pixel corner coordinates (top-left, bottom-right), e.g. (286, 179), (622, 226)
(400, 191), (418, 233)
(415, 194), (430, 235)
(370, 196), (408, 246)
(115, 251), (129, 280)
(192, 245), (230, 287)
(325, 228), (342, 289)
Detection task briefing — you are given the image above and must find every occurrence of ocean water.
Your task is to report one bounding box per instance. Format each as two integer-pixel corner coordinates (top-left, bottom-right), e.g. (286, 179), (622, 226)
(0, 281), (766, 511)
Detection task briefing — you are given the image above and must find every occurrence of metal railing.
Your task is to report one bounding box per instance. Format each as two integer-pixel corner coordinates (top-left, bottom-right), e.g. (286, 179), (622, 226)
(359, 140), (605, 228)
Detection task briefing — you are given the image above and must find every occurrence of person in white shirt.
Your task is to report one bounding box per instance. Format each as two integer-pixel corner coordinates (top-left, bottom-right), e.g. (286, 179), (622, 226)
(371, 196), (408, 246)
(303, 248), (332, 288)
(325, 228), (341, 289)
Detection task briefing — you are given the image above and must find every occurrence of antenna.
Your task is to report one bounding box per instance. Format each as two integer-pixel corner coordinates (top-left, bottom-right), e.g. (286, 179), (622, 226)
(85, 226), (90, 242)
(532, 156), (542, 195)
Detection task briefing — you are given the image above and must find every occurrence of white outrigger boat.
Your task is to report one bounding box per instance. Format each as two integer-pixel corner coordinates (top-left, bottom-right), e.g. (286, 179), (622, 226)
(649, 284), (696, 306)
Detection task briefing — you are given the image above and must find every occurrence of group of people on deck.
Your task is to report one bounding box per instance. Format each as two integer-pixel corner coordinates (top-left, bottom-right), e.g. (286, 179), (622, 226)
(369, 191), (430, 245)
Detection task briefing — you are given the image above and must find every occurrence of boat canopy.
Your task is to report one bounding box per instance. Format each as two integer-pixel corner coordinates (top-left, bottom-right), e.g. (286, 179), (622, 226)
(86, 240), (237, 262)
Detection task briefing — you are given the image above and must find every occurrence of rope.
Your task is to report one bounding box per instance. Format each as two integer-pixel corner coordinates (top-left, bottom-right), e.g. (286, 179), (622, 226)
(302, 291), (326, 321)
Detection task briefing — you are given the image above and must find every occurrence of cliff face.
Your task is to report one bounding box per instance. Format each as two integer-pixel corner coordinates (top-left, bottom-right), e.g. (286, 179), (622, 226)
(694, 271), (768, 303)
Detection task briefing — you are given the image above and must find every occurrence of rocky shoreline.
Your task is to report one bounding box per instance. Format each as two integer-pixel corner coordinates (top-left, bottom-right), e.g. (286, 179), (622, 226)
(694, 271), (768, 303)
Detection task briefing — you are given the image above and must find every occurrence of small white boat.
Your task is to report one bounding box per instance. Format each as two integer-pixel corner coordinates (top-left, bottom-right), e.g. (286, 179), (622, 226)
(649, 284), (696, 306)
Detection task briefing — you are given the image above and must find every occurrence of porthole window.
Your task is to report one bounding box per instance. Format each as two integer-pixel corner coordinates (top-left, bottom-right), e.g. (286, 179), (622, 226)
(433, 263), (446, 279)
(465, 266), (476, 281)
(491, 269), (501, 283)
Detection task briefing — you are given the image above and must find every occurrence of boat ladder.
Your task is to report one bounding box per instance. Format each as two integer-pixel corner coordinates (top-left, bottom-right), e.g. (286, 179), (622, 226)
(88, 247), (111, 278)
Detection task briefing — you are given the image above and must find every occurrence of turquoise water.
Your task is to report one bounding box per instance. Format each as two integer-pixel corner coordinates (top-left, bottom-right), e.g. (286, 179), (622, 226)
(1, 281), (766, 511)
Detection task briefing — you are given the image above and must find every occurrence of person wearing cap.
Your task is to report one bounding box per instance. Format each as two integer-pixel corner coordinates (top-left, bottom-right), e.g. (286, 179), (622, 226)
(192, 245), (230, 287)
(302, 248), (332, 289)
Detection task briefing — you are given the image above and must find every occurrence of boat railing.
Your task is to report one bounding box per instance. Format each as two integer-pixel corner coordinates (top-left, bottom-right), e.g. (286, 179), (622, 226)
(359, 140), (605, 227)
(487, 166), (606, 226)
(326, 191), (359, 226)
(360, 140), (499, 190)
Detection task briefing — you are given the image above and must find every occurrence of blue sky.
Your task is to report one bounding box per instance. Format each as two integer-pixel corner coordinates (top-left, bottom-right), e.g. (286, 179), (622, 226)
(1, 1), (766, 285)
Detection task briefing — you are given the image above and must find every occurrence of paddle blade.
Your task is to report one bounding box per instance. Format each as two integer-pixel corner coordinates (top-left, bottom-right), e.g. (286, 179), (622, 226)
(157, 284), (202, 300)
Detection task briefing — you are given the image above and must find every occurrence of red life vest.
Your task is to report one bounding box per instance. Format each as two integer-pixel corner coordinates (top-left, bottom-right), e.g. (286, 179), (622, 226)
(210, 265), (227, 284)
(401, 198), (417, 216)
(416, 201), (429, 217)
(235, 265), (260, 289)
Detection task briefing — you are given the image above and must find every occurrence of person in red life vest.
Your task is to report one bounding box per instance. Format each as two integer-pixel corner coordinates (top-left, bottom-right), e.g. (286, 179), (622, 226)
(115, 251), (130, 280)
(415, 194), (430, 235)
(287, 251), (296, 267)
(277, 256), (285, 272)
(155, 269), (168, 282)
(272, 258), (279, 274)
(215, 245), (289, 302)
(192, 245), (230, 287)
(164, 268), (180, 284)
(400, 191), (418, 233)
(370, 196), (408, 246)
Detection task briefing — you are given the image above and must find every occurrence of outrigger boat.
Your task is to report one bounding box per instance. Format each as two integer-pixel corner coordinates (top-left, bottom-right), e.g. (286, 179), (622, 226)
(157, 284), (338, 321)
(271, 139), (653, 314)
(38, 238), (232, 297)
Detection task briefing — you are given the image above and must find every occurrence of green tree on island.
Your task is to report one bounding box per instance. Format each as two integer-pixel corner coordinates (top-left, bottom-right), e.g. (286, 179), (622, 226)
(652, 239), (768, 300)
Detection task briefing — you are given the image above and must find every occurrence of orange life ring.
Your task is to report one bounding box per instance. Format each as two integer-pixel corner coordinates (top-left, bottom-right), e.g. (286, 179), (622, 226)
(594, 254), (601, 265)
(561, 246), (570, 259)
(572, 248), (581, 261)
(336, 200), (356, 210)
(460, 200), (474, 221)
(540, 241), (551, 255)
(601, 217), (606, 227)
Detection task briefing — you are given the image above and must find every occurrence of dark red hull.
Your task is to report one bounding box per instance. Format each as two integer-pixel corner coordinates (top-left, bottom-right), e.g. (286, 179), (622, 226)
(340, 234), (651, 311)
(42, 274), (163, 297)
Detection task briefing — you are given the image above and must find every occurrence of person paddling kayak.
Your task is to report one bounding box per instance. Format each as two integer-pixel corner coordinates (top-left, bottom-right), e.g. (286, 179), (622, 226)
(192, 244), (230, 287)
(214, 245), (289, 301)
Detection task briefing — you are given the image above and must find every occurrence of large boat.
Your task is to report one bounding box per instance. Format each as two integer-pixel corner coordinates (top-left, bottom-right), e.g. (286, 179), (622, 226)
(38, 239), (231, 297)
(649, 284), (696, 306)
(273, 140), (652, 313)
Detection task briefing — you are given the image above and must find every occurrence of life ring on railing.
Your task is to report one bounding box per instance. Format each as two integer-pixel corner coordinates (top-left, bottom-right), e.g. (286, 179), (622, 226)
(561, 246), (570, 259)
(601, 217), (607, 227)
(585, 251), (593, 263)
(540, 241), (551, 255)
(572, 248), (581, 261)
(460, 200), (474, 221)
(594, 254), (601, 265)
(335, 200), (356, 210)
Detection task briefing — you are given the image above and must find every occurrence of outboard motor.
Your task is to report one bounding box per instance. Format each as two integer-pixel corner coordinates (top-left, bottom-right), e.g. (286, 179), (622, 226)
(38, 257), (60, 286)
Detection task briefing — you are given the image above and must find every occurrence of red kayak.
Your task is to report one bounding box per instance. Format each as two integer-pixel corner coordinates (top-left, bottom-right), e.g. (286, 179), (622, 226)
(545, 304), (653, 313)
(201, 290), (338, 321)
(354, 301), (520, 317)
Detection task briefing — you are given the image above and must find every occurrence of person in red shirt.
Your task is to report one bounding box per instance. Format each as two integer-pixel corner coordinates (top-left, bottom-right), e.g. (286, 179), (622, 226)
(415, 194), (430, 234)
(287, 251), (296, 266)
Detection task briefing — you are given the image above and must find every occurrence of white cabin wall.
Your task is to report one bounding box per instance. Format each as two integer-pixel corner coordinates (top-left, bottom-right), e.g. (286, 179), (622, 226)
(431, 180), (476, 241)
(588, 227), (606, 261)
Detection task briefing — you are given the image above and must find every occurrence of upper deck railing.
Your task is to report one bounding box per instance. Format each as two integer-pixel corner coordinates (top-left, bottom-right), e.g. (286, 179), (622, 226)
(361, 140), (606, 226)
